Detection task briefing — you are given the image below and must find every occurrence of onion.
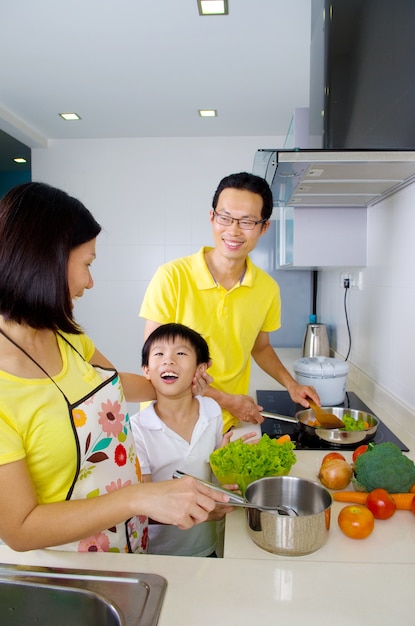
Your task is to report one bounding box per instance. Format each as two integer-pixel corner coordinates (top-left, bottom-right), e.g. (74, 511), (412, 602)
(318, 459), (353, 490)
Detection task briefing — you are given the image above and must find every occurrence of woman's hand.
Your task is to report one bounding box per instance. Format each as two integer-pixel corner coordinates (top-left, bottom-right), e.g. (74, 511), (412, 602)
(207, 482), (240, 520)
(137, 476), (229, 529)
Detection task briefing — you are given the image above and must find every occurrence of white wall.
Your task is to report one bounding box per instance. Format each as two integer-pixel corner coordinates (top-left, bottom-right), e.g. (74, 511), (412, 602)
(33, 136), (415, 418)
(318, 182), (415, 414)
(32, 135), (282, 376)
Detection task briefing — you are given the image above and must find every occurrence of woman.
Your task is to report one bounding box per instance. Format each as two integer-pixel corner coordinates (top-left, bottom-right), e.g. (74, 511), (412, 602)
(0, 182), (229, 553)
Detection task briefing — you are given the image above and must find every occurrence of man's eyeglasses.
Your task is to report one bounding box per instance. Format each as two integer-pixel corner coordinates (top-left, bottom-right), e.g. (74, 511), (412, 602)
(212, 209), (268, 231)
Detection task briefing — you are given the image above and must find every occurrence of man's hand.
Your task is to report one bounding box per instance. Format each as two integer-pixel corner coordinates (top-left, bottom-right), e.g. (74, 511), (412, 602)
(223, 393), (265, 424)
(191, 368), (213, 396)
(286, 381), (321, 408)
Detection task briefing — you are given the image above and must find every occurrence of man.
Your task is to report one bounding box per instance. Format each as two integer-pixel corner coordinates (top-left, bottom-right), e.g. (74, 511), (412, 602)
(139, 172), (319, 432)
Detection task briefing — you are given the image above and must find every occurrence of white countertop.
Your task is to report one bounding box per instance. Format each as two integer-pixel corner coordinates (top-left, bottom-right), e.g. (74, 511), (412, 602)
(1, 349), (415, 625)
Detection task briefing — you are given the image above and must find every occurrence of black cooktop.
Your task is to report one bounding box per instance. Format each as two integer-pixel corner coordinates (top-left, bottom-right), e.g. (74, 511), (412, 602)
(257, 390), (409, 451)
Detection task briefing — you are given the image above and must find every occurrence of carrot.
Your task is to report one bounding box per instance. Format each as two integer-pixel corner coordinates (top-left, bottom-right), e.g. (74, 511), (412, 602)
(276, 434), (291, 444)
(333, 491), (368, 504)
(333, 490), (415, 510)
(390, 493), (415, 510)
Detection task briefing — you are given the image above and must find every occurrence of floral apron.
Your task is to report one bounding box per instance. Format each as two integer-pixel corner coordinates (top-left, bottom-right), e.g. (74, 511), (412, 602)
(0, 330), (148, 554)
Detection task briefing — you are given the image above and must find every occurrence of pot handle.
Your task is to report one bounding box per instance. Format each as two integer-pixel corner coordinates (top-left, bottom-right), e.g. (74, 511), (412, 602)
(172, 470), (247, 504)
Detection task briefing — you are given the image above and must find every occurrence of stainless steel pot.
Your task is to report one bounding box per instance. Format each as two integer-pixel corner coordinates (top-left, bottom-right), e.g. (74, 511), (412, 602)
(245, 476), (332, 556)
(262, 407), (379, 446)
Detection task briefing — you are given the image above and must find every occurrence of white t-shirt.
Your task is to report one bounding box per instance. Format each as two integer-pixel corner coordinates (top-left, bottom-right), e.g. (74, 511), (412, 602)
(130, 395), (223, 556)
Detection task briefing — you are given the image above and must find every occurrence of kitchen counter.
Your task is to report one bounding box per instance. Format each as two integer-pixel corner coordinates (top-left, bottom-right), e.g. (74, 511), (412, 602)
(1, 349), (414, 625)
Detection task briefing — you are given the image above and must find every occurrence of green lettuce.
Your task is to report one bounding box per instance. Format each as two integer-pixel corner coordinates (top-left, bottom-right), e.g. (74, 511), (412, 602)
(210, 434), (296, 494)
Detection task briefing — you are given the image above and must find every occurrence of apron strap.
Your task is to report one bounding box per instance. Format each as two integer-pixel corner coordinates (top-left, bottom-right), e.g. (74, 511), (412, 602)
(0, 327), (71, 403)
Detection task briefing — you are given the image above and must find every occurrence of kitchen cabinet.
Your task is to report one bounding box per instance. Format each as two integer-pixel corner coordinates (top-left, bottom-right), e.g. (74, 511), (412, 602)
(277, 205), (367, 268)
(253, 149), (368, 269)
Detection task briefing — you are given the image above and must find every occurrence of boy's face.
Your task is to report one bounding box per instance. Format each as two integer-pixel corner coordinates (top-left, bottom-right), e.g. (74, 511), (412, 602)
(143, 337), (206, 397)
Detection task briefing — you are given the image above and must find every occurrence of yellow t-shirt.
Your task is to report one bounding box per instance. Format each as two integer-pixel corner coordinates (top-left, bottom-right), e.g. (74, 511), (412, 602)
(139, 247), (281, 431)
(0, 333), (103, 504)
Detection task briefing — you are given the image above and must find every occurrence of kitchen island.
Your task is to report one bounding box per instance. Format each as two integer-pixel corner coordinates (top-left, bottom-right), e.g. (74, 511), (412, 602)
(1, 349), (414, 625)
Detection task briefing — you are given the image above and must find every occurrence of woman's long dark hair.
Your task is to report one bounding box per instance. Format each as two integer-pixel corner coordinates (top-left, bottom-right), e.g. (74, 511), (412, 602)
(0, 182), (101, 333)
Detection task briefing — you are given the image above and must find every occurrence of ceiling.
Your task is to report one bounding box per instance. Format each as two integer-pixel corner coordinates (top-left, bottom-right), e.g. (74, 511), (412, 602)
(0, 0), (311, 154)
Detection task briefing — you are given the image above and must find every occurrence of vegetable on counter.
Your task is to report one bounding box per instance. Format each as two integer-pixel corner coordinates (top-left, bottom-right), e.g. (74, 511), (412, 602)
(333, 490), (415, 510)
(353, 442), (415, 493)
(352, 445), (368, 462)
(366, 488), (396, 519)
(321, 452), (346, 464)
(318, 458), (353, 490)
(338, 505), (375, 539)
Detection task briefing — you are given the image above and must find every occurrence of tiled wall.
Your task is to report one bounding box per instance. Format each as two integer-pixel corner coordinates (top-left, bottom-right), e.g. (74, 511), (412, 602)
(318, 183), (415, 414)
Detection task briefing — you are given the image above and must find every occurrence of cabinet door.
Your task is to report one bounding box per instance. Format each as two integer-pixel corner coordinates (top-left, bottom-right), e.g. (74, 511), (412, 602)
(277, 207), (367, 268)
(279, 206), (294, 266)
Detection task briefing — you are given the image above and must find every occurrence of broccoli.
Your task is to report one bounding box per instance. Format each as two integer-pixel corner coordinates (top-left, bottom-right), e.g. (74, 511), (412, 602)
(354, 442), (415, 493)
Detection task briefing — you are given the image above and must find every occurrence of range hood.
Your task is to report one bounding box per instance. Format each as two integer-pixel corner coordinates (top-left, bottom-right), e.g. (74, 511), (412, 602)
(253, 149), (415, 209)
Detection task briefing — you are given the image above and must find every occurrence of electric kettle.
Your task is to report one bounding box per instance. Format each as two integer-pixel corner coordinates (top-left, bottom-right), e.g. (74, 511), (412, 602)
(302, 318), (330, 358)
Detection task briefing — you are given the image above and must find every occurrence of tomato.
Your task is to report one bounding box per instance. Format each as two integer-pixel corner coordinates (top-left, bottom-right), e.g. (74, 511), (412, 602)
(338, 505), (375, 539)
(321, 452), (346, 466)
(366, 488), (396, 520)
(352, 445), (368, 463)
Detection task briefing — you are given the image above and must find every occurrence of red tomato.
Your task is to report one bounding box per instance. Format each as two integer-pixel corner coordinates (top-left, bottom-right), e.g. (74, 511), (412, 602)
(366, 488), (396, 520)
(352, 445), (368, 463)
(338, 505), (375, 539)
(321, 452), (346, 466)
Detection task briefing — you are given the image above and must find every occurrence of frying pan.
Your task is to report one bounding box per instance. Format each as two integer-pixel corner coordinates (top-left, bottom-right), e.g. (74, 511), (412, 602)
(261, 407), (378, 445)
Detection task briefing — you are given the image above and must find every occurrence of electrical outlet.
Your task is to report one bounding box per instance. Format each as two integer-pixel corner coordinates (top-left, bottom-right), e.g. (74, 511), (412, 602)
(340, 271), (363, 290)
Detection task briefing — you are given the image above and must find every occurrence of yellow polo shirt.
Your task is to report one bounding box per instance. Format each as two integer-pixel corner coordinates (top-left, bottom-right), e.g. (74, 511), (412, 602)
(0, 333), (102, 503)
(139, 247), (281, 431)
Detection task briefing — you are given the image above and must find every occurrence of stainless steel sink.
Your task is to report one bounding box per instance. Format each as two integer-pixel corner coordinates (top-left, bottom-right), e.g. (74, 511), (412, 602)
(0, 564), (167, 626)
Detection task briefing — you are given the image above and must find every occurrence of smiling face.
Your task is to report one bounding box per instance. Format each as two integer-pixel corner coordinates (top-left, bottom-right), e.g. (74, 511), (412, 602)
(67, 238), (96, 307)
(142, 337), (205, 398)
(209, 187), (270, 261)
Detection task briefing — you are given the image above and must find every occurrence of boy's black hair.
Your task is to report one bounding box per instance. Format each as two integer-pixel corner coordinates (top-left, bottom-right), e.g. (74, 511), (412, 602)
(142, 323), (210, 366)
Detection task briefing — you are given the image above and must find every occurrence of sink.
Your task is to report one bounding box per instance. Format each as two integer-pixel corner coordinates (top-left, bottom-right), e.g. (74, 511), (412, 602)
(0, 564), (167, 626)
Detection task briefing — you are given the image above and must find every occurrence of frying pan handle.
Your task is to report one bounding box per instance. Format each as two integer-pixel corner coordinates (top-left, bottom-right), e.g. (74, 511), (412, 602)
(172, 470), (247, 504)
(260, 411), (298, 423)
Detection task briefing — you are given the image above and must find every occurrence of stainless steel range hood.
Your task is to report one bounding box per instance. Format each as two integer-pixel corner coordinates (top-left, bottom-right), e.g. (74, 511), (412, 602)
(253, 149), (415, 209)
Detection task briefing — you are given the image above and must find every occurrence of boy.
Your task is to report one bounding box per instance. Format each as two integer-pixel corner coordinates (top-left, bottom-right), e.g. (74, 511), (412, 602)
(131, 323), (255, 557)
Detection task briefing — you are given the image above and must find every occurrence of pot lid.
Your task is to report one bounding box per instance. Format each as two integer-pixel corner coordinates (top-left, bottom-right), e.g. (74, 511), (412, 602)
(293, 357), (349, 378)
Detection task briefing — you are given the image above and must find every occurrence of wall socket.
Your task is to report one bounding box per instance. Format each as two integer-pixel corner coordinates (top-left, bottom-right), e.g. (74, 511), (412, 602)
(340, 271), (363, 290)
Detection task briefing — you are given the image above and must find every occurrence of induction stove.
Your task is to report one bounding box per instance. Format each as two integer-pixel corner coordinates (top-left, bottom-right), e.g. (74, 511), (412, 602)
(257, 390), (409, 452)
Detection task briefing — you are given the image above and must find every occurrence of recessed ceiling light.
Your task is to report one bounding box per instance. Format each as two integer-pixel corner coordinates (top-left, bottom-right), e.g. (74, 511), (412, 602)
(197, 0), (228, 16)
(13, 157), (27, 164)
(59, 112), (81, 121)
(199, 109), (217, 117)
